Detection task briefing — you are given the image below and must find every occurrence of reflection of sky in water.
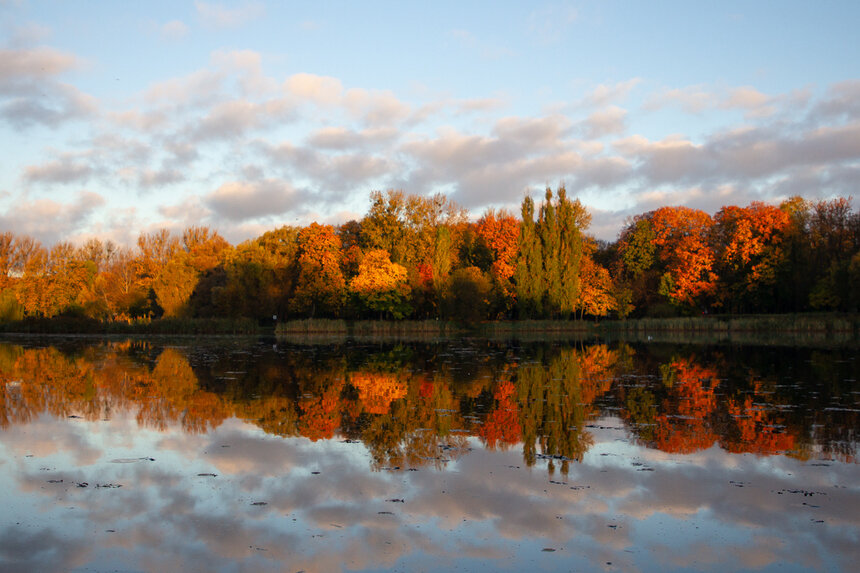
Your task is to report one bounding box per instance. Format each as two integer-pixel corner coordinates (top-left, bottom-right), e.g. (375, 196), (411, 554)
(1, 408), (857, 572)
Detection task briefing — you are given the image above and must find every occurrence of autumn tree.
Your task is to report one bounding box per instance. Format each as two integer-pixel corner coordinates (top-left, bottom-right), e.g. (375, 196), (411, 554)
(181, 226), (231, 273)
(650, 206), (716, 309)
(135, 229), (179, 289)
(15, 241), (95, 318)
(290, 223), (346, 317)
(441, 266), (493, 324)
(713, 202), (790, 312)
(349, 249), (411, 319)
(577, 241), (616, 319)
(476, 209), (520, 315)
(153, 253), (199, 318)
(806, 197), (860, 311)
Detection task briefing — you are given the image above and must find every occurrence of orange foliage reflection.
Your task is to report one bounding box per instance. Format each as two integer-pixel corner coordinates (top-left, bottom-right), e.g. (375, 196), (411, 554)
(0, 341), (851, 471)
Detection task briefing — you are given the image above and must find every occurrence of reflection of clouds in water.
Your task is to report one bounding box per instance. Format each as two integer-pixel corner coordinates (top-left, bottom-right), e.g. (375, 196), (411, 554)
(1, 412), (858, 572)
(0, 413), (102, 466)
(0, 527), (91, 573)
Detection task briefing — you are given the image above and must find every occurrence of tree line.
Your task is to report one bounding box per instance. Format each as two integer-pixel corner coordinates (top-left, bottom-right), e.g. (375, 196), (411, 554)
(1, 188), (858, 324)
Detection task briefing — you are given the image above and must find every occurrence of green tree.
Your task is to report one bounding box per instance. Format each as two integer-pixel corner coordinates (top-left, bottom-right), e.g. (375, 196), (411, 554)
(515, 196), (543, 318)
(442, 266), (493, 324)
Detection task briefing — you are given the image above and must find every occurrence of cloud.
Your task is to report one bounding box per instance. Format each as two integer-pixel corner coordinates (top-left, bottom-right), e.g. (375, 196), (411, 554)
(305, 126), (398, 151)
(160, 20), (189, 40)
(577, 79), (641, 108)
(195, 1), (264, 28)
(7, 22), (52, 47)
(24, 155), (93, 184)
(645, 85), (719, 114)
(0, 47), (77, 80)
(263, 141), (395, 193)
(205, 179), (299, 221)
(645, 84), (776, 118)
(578, 106), (628, 139)
(211, 49), (277, 96)
(138, 168), (184, 188)
(810, 79), (860, 122)
(191, 98), (294, 141)
(284, 74), (411, 127)
(284, 73), (343, 106)
(0, 46), (96, 129)
(0, 190), (105, 244)
(144, 68), (224, 107)
(613, 120), (860, 187)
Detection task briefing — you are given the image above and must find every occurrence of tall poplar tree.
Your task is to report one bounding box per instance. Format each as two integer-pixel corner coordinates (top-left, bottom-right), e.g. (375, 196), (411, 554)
(539, 187), (562, 317)
(556, 187), (584, 317)
(515, 196), (543, 318)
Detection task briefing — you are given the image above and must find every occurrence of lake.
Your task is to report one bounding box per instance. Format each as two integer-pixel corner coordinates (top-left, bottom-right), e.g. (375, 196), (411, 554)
(0, 335), (857, 572)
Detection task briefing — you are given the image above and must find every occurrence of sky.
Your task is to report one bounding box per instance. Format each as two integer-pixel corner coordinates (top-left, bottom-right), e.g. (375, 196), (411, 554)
(1, 0), (859, 247)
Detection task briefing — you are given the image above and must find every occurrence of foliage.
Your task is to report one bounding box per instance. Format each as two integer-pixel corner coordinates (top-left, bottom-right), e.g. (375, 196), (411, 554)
(0, 190), (857, 325)
(349, 249), (412, 319)
(442, 266), (493, 324)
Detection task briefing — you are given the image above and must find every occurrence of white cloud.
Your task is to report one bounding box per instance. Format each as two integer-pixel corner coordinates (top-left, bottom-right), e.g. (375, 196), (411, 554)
(0, 47), (77, 80)
(0, 190), (105, 244)
(24, 156), (93, 184)
(144, 68), (223, 106)
(205, 179), (299, 221)
(645, 84), (776, 118)
(7, 22), (52, 46)
(191, 98), (294, 141)
(0, 46), (96, 129)
(263, 141), (395, 193)
(578, 106), (627, 139)
(284, 73), (344, 106)
(160, 20), (189, 40)
(811, 79), (860, 122)
(645, 85), (718, 114)
(305, 126), (398, 150)
(578, 79), (641, 108)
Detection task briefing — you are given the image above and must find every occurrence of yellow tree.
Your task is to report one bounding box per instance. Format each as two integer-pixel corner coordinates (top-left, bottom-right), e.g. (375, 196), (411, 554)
(153, 252), (199, 318)
(181, 226), (231, 273)
(134, 229), (179, 291)
(349, 249), (411, 319)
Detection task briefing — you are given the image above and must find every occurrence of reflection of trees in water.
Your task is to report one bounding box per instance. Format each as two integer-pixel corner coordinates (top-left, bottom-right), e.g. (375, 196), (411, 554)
(0, 340), (855, 468)
(653, 358), (721, 454)
(615, 346), (858, 462)
(515, 345), (620, 475)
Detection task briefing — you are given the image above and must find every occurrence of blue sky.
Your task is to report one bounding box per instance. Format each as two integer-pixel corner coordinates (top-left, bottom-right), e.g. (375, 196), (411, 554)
(2, 0), (858, 246)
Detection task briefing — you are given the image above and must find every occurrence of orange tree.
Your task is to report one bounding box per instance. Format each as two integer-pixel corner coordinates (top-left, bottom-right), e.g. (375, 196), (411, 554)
(713, 202), (790, 312)
(289, 223), (346, 317)
(650, 206), (716, 309)
(476, 209), (520, 316)
(349, 248), (411, 319)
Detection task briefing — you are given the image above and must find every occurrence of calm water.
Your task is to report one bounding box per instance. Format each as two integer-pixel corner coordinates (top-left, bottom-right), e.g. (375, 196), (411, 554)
(0, 336), (857, 572)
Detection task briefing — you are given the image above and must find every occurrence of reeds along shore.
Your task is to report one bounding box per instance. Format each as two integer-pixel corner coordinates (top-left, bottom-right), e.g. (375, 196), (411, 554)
(272, 314), (860, 345)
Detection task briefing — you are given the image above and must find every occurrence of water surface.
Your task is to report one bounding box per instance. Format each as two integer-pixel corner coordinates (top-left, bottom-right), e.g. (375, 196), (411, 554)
(0, 336), (857, 572)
